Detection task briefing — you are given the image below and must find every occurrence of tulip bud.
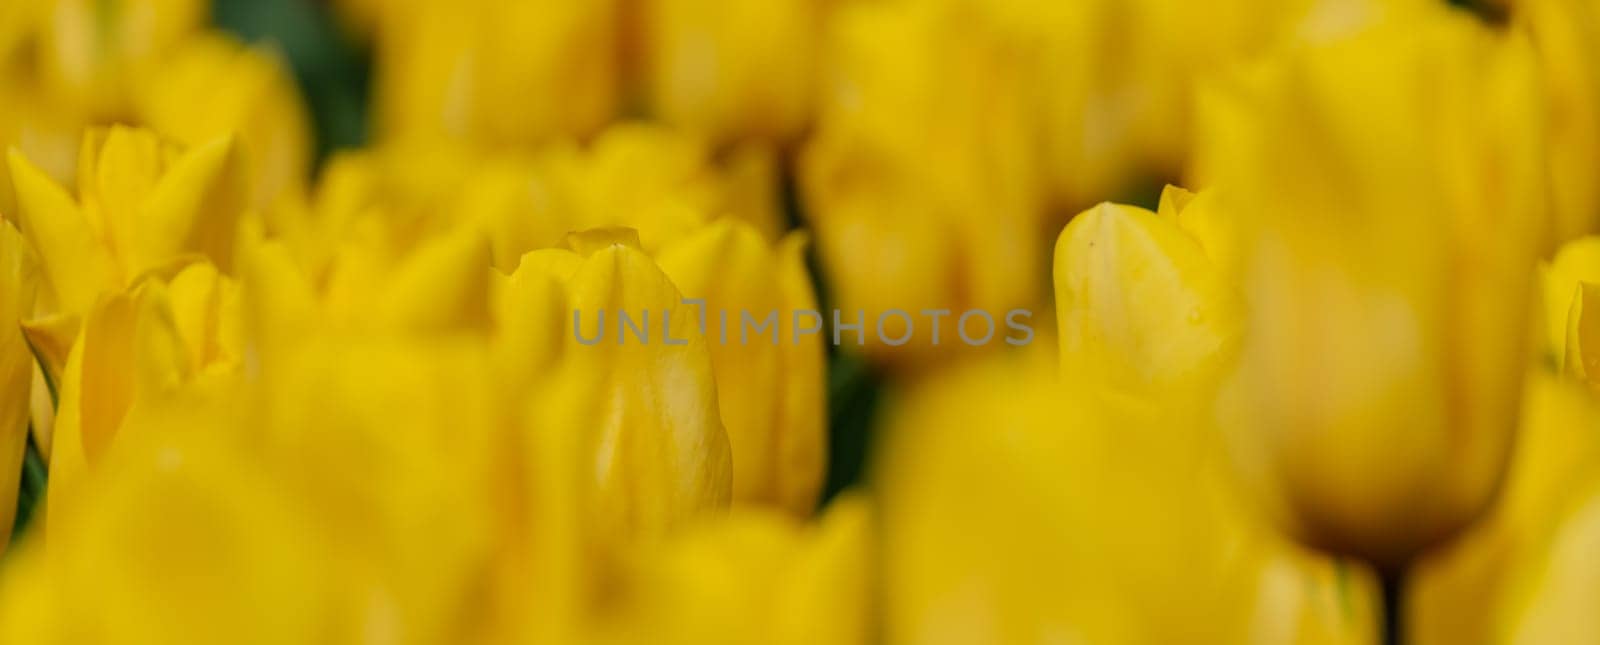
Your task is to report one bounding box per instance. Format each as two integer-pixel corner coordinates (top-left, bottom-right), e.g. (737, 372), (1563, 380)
(1198, 9), (1547, 567)
(656, 220), (826, 515)
(503, 229), (732, 545)
(1053, 188), (1241, 400)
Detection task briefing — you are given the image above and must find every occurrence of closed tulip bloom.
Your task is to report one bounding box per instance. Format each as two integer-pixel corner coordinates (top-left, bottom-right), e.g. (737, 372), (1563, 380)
(877, 356), (1378, 644)
(502, 229), (732, 546)
(656, 220), (826, 516)
(1054, 187), (1241, 400)
(1410, 373), (1600, 644)
(1197, 9), (1547, 567)
(638, 0), (823, 143)
(0, 223), (38, 550)
(371, 0), (617, 147)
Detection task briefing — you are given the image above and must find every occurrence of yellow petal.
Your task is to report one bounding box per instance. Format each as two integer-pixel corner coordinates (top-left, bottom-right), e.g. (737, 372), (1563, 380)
(7, 147), (116, 314)
(656, 220), (825, 515)
(1053, 200), (1239, 399)
(136, 135), (245, 276)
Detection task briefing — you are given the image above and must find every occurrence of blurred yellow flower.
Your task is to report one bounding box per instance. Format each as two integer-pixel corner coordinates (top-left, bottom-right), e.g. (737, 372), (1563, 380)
(1517, 0), (1600, 243)
(1054, 187), (1241, 401)
(269, 124), (780, 275)
(1410, 373), (1600, 644)
(33, 0), (208, 115)
(801, 0), (1043, 365)
(601, 494), (874, 645)
(0, 334), (514, 644)
(637, 0), (823, 143)
(132, 33), (313, 211)
(877, 355), (1378, 644)
(1197, 8), (1547, 567)
(371, 0), (618, 147)
(656, 221), (826, 516)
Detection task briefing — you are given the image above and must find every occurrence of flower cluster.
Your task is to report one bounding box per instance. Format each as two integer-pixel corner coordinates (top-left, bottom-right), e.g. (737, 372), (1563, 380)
(0, 0), (1598, 643)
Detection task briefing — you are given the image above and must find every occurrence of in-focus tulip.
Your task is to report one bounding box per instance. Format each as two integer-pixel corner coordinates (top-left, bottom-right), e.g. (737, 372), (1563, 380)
(0, 222), (38, 550)
(501, 229), (732, 548)
(656, 220), (826, 515)
(636, 0), (823, 143)
(800, 0), (1043, 365)
(1409, 373), (1600, 644)
(877, 355), (1379, 644)
(1054, 187), (1241, 401)
(371, 0), (618, 147)
(1197, 7), (1547, 567)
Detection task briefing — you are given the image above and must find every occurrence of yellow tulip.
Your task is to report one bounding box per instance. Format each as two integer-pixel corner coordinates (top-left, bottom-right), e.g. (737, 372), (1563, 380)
(1516, 0), (1600, 243)
(133, 33), (313, 211)
(45, 261), (241, 527)
(371, 0), (617, 147)
(877, 355), (1378, 644)
(0, 420), (340, 645)
(8, 126), (246, 321)
(637, 0), (823, 143)
(1054, 187), (1241, 401)
(0, 334), (513, 643)
(800, 0), (1043, 365)
(0, 222), (38, 550)
(601, 494), (874, 645)
(1410, 373), (1600, 644)
(655, 220), (826, 516)
(502, 229), (732, 547)
(1197, 7), (1547, 568)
